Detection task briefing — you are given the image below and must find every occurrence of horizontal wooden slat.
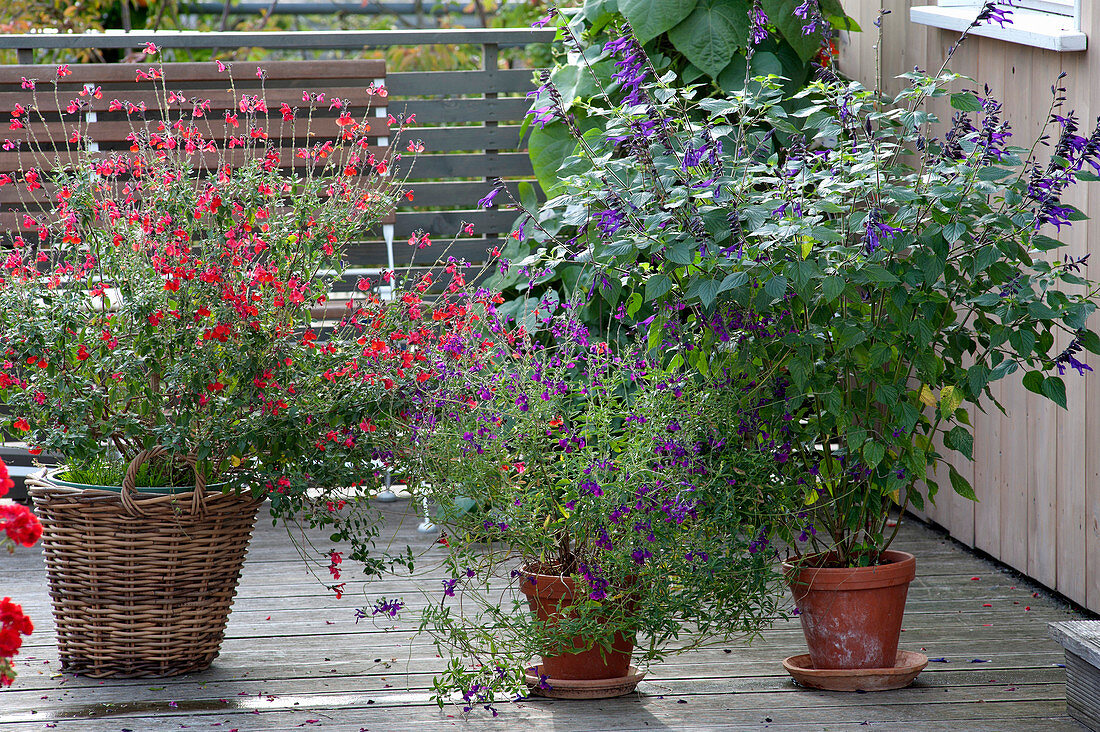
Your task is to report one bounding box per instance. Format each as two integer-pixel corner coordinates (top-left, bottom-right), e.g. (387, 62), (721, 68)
(0, 143), (388, 171)
(399, 179), (538, 208)
(393, 208), (519, 237)
(0, 28), (558, 51)
(393, 97), (532, 124)
(3, 119), (391, 149)
(411, 124), (527, 152)
(387, 69), (536, 96)
(397, 151), (533, 179)
(2, 123), (524, 162)
(343, 238), (505, 267)
(0, 90), (389, 115)
(0, 59), (386, 85)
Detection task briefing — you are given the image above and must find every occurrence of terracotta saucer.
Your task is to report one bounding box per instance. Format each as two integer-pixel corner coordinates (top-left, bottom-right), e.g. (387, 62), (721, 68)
(782, 650), (928, 692)
(524, 665), (646, 699)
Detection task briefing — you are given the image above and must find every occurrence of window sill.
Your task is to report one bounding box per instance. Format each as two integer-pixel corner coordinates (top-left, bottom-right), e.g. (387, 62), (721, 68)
(909, 5), (1086, 52)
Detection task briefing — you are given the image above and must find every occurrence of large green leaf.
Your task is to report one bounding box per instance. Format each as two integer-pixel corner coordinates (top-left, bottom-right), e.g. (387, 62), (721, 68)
(527, 118), (599, 196)
(619, 0), (699, 43)
(528, 122), (576, 195)
(668, 0), (751, 79)
(760, 0), (825, 62)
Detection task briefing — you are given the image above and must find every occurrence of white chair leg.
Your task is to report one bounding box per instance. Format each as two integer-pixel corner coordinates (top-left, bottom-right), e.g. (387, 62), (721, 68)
(417, 497), (437, 534)
(376, 469), (397, 503)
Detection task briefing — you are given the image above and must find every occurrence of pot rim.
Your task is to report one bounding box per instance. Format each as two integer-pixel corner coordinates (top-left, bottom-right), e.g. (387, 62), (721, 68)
(783, 550), (916, 592)
(44, 466), (226, 495)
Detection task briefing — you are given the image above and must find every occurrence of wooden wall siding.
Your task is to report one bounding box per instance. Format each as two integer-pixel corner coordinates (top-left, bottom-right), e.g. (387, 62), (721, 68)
(838, 1), (1099, 611)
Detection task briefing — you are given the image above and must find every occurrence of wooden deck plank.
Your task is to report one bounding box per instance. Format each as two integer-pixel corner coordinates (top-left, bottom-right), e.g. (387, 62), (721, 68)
(0, 505), (1090, 730)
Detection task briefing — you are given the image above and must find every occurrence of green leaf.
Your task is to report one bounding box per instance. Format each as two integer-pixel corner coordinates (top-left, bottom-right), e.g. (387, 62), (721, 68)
(718, 271), (748, 293)
(763, 274), (787, 300)
(667, 242), (696, 265)
(646, 274), (673, 300)
(976, 166), (1011, 181)
(668, 0), (751, 79)
(863, 441), (885, 468)
(1079, 329), (1100, 355)
(944, 426), (974, 460)
(822, 275), (845, 303)
(909, 484), (926, 511)
(950, 92), (982, 112)
(1041, 375), (1067, 409)
(967, 364), (991, 396)
(949, 464), (978, 502)
(864, 265), (899, 284)
(943, 221), (967, 244)
(619, 0), (699, 43)
(527, 122), (584, 196)
(689, 277), (722, 308)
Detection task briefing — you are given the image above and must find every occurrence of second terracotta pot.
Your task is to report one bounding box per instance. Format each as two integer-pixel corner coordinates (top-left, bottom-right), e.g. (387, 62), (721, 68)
(784, 550), (917, 670)
(518, 566), (634, 680)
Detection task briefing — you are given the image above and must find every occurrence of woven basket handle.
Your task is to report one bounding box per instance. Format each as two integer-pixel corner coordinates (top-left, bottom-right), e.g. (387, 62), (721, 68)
(120, 447), (205, 517)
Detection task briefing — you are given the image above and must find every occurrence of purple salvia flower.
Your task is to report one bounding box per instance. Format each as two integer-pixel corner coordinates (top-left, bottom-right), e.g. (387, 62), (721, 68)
(794, 0), (828, 38)
(863, 208), (902, 254)
(749, 0), (769, 45)
(604, 25), (648, 108)
(975, 1), (1013, 28)
(1054, 336), (1093, 376)
(477, 177), (506, 208)
(531, 8), (556, 27)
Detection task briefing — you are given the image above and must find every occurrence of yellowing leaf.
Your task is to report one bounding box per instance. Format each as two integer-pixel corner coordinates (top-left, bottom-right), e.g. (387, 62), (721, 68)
(940, 385), (963, 415)
(918, 384), (936, 408)
(889, 489), (900, 504)
(230, 455), (242, 467)
(801, 238), (812, 259)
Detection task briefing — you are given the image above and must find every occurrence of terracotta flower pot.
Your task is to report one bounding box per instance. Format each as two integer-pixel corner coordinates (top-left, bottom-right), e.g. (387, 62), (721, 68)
(517, 566), (634, 681)
(784, 550), (916, 669)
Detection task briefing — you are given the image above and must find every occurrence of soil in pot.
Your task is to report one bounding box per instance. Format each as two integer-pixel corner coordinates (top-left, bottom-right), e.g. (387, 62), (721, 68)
(784, 550), (917, 670)
(517, 567), (635, 682)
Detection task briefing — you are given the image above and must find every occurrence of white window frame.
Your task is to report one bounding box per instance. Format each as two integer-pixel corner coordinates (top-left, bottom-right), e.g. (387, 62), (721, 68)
(910, 0), (1086, 52)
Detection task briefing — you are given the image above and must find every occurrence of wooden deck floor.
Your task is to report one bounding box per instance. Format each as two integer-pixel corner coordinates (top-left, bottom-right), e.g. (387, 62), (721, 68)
(1, 501), (1091, 731)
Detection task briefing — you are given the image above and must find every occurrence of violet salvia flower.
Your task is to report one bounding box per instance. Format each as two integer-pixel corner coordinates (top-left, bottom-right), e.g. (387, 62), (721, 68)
(531, 8), (556, 27)
(526, 69), (578, 133)
(579, 563), (610, 600)
(371, 597), (404, 618)
(1054, 336), (1093, 376)
(604, 26), (648, 108)
(975, 1), (1013, 28)
(579, 478), (603, 496)
(596, 204), (627, 238)
(747, 529), (769, 554)
(749, 0), (769, 45)
(794, 0), (828, 38)
(862, 208), (902, 254)
(477, 177), (506, 209)
(977, 86), (1012, 163)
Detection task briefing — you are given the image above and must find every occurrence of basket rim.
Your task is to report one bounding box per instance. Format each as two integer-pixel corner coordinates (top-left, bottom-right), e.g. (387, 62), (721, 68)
(46, 466), (228, 495)
(30, 467), (264, 508)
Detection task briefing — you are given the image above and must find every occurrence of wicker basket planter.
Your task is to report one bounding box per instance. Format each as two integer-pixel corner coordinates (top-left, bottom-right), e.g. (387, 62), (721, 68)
(27, 448), (265, 677)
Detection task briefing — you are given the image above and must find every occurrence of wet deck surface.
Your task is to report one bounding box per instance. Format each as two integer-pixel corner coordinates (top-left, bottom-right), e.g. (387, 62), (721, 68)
(1, 501), (1091, 731)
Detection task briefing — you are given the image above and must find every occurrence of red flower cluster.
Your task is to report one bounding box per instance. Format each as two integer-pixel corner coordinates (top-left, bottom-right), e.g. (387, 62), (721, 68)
(0, 458), (38, 687)
(0, 502), (41, 548)
(0, 597), (34, 686)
